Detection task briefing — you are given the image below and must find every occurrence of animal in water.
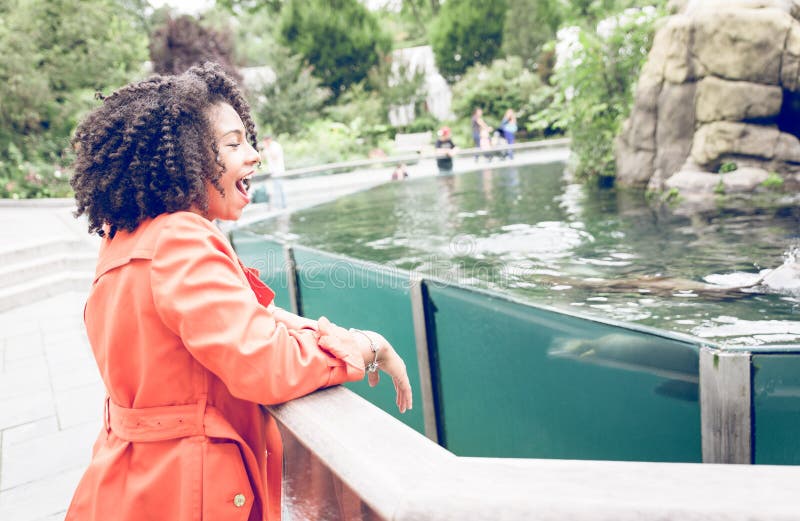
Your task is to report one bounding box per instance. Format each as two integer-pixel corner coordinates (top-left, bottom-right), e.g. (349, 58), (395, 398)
(539, 259), (800, 300)
(758, 260), (800, 293)
(548, 332), (700, 401)
(548, 333), (698, 383)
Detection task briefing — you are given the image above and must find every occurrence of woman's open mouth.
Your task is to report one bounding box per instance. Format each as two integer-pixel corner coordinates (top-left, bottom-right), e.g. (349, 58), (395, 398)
(235, 174), (253, 198)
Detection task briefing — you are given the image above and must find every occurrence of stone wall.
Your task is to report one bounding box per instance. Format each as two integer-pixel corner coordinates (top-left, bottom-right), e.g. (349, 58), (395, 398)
(616, 0), (800, 203)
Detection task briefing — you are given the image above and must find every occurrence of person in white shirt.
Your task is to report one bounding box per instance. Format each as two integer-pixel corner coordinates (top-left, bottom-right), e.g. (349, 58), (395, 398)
(260, 135), (287, 209)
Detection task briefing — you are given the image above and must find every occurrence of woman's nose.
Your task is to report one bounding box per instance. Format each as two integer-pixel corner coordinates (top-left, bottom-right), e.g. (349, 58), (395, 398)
(246, 142), (260, 164)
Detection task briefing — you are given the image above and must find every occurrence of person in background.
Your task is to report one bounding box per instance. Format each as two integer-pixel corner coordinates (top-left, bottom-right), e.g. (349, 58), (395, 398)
(65, 62), (412, 521)
(260, 135), (286, 209)
(479, 126), (493, 161)
(471, 107), (491, 162)
(500, 108), (518, 159)
(391, 162), (409, 181)
(435, 126), (457, 174)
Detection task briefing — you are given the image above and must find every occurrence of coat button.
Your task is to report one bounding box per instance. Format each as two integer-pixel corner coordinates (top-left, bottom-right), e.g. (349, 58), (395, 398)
(233, 494), (246, 508)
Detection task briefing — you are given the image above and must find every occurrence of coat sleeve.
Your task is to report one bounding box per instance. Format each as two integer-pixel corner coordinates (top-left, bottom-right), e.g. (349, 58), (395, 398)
(149, 213), (365, 405)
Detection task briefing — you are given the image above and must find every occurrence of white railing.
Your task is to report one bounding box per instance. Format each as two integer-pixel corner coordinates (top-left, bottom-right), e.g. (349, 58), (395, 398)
(268, 386), (800, 521)
(254, 137), (571, 182)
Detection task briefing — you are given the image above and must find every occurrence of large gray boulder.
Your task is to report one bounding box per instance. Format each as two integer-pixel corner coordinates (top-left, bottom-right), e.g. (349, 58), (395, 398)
(695, 77), (782, 123)
(616, 2), (800, 206)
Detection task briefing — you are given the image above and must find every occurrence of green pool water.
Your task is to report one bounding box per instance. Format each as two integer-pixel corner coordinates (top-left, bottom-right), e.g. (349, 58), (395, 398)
(245, 162), (800, 346)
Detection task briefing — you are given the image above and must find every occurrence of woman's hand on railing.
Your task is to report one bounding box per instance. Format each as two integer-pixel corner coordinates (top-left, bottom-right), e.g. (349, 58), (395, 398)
(364, 330), (413, 414)
(318, 317), (413, 414)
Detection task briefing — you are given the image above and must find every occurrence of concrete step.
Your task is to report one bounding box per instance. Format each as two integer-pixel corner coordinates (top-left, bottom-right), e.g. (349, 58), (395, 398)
(0, 237), (88, 267)
(0, 252), (97, 289)
(0, 271), (94, 313)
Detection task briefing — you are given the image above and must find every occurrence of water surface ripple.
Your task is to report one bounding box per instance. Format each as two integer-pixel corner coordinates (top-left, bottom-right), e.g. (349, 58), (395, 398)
(247, 162), (800, 346)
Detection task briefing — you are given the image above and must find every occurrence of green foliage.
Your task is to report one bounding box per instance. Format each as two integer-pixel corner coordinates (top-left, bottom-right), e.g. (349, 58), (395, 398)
(718, 161), (738, 173)
(279, 0), (391, 97)
(502, 0), (562, 71)
(399, 0), (441, 40)
(203, 4), (281, 68)
(0, 156), (72, 199)
(535, 4), (666, 180)
(646, 186), (681, 206)
(376, 3), (430, 50)
(450, 57), (556, 138)
(367, 54), (427, 117)
(663, 187), (681, 205)
(217, 0), (283, 13)
(559, 0), (660, 27)
(430, 0), (508, 83)
(714, 178), (726, 195)
(761, 172), (785, 190)
(252, 45), (331, 135)
(280, 119), (392, 169)
(403, 113), (439, 133)
(0, 0), (148, 198)
(324, 83), (392, 146)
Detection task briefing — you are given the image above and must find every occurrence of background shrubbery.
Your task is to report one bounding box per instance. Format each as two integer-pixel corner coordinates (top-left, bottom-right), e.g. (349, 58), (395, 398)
(0, 0), (148, 198)
(0, 0), (668, 198)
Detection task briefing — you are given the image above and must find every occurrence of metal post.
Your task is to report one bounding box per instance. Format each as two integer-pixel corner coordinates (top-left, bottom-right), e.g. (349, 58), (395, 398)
(699, 345), (752, 464)
(409, 275), (439, 443)
(284, 245), (302, 316)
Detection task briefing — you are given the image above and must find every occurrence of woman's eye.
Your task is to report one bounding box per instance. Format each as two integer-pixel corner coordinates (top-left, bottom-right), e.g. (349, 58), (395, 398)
(227, 143), (240, 148)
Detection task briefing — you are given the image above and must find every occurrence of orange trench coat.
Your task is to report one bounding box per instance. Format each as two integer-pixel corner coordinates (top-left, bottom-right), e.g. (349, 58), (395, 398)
(65, 211), (366, 521)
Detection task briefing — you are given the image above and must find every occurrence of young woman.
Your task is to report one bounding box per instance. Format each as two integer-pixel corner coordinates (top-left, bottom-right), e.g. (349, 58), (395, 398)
(66, 62), (412, 521)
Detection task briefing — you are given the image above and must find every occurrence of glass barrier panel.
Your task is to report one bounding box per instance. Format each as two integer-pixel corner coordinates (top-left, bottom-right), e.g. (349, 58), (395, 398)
(752, 353), (800, 464)
(426, 282), (702, 462)
(292, 247), (426, 434)
(280, 425), (386, 521)
(231, 230), (292, 310)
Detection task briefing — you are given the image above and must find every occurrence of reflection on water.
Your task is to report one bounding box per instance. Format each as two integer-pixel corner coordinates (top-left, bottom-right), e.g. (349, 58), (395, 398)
(247, 162), (800, 346)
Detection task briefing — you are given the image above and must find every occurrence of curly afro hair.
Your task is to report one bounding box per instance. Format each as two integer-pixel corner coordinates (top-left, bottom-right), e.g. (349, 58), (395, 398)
(70, 62), (257, 238)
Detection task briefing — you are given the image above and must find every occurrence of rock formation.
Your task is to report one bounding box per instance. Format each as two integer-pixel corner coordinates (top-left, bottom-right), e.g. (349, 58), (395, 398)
(615, 0), (800, 205)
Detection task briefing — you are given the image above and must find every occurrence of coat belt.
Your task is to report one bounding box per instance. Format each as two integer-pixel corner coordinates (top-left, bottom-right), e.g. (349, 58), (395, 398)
(104, 396), (210, 442)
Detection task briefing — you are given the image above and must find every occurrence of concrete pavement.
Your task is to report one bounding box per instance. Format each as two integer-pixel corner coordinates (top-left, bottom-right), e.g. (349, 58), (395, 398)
(0, 146), (569, 520)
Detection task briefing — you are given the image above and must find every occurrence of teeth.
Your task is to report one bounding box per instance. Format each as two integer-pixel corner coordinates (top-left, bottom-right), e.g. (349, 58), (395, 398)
(240, 174), (252, 192)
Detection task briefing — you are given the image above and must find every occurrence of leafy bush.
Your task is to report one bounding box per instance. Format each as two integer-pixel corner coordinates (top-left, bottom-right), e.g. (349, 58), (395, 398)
(280, 119), (393, 169)
(0, 0), (148, 198)
(251, 45), (331, 135)
(403, 113), (440, 133)
(450, 56), (557, 138)
(0, 158), (73, 199)
(367, 54), (427, 114)
(761, 172), (784, 190)
(718, 161), (738, 173)
(533, 4), (666, 180)
(324, 83), (392, 144)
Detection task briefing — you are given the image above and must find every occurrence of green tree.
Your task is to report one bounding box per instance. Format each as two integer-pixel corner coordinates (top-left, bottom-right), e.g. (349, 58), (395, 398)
(279, 0), (391, 97)
(0, 0), (147, 198)
(429, 0), (508, 83)
(149, 14), (241, 83)
(367, 54), (426, 115)
(252, 46), (330, 135)
(205, 5), (279, 67)
(217, 0), (284, 14)
(399, 0), (440, 39)
(451, 57), (546, 130)
(501, 0), (562, 71)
